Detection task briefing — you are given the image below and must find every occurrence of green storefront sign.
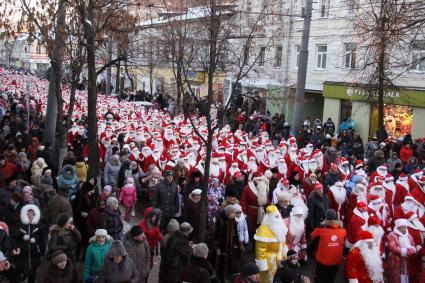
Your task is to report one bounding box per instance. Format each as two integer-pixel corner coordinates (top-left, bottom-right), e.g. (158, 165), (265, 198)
(323, 82), (425, 108)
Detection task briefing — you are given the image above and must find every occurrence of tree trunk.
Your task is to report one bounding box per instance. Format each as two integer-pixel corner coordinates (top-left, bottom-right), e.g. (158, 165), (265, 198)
(84, 0), (100, 178)
(106, 38), (113, 95)
(44, 68), (58, 149)
(115, 60), (121, 95)
(377, 2), (386, 143)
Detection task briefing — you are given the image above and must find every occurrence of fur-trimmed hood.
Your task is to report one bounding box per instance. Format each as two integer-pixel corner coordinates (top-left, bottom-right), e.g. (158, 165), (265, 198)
(89, 234), (113, 243)
(20, 204), (41, 225)
(107, 240), (128, 258)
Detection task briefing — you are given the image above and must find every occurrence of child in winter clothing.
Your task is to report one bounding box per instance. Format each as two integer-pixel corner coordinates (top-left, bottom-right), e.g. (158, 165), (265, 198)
(119, 178), (137, 221)
(234, 204), (249, 246)
(99, 185), (113, 202)
(139, 207), (163, 268)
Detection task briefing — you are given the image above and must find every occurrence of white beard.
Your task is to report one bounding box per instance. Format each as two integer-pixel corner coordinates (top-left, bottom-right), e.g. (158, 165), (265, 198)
(256, 181), (269, 206)
(330, 187), (347, 205)
(377, 168), (387, 177)
(248, 161), (258, 173)
(401, 201), (416, 213)
(219, 161), (227, 172)
(142, 149), (152, 158)
(240, 155), (248, 163)
(289, 151), (297, 162)
(359, 243), (384, 282)
(309, 162), (318, 173)
(289, 217), (305, 239)
(210, 164), (221, 177)
(291, 197), (308, 218)
(229, 167), (239, 176)
(268, 155), (278, 168)
(338, 165), (350, 176)
(278, 162), (287, 176)
(152, 151), (161, 161)
(370, 188), (386, 200)
(154, 141), (163, 150)
(262, 213), (288, 243)
(367, 225), (385, 249)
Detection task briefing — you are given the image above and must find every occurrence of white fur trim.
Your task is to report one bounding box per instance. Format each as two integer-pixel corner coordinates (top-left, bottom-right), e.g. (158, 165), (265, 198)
(20, 204), (41, 225)
(255, 259), (268, 271)
(401, 248), (407, 257)
(254, 234), (279, 243)
(30, 238), (35, 243)
(23, 234), (30, 241)
(348, 279), (359, 283)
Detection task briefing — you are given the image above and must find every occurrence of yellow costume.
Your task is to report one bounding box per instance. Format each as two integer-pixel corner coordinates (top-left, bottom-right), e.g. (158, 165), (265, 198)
(254, 205), (288, 283)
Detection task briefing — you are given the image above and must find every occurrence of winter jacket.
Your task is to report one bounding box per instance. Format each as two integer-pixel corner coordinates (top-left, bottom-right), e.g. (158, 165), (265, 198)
(183, 196), (202, 242)
(119, 184), (137, 206)
(31, 158), (48, 178)
(159, 230), (191, 283)
(324, 172), (341, 191)
(47, 195), (73, 226)
(182, 255), (220, 283)
(122, 232), (151, 281)
(0, 161), (18, 186)
(74, 161), (88, 183)
(83, 236), (112, 279)
(47, 225), (81, 263)
(139, 207), (163, 249)
(103, 161), (120, 186)
(101, 208), (123, 240)
(86, 207), (105, 236)
(56, 165), (79, 194)
(95, 256), (139, 283)
(152, 179), (179, 218)
(307, 191), (330, 231)
(42, 260), (82, 283)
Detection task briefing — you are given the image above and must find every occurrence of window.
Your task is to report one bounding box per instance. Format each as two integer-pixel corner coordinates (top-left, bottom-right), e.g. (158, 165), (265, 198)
(301, 2), (305, 17)
(275, 45), (283, 67)
(320, 0), (329, 17)
(347, 0), (358, 15)
(295, 45), (301, 67)
(344, 43), (356, 69)
(316, 45), (327, 69)
(36, 45), (41, 54)
(412, 43), (425, 71)
(258, 46), (266, 67)
(24, 45), (30, 53)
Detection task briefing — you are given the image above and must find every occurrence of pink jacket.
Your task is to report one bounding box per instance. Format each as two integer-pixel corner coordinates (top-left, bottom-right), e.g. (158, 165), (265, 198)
(119, 184), (137, 206)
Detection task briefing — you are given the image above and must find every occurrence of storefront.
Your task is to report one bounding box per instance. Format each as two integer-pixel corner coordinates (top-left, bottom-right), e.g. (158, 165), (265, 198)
(322, 82), (425, 141)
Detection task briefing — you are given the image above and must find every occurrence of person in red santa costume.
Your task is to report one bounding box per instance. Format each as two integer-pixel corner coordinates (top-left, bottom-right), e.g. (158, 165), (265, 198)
(240, 174), (270, 239)
(370, 164), (388, 183)
(346, 201), (369, 248)
(366, 214), (385, 259)
(209, 158), (224, 183)
(327, 181), (347, 221)
(394, 173), (410, 207)
(394, 194), (419, 221)
(276, 158), (288, 179)
(367, 195), (392, 233)
(407, 168), (423, 193)
(347, 183), (368, 226)
(387, 218), (418, 283)
(283, 206), (307, 262)
(272, 178), (290, 205)
(346, 230), (384, 283)
(383, 174), (397, 214)
(404, 211), (425, 283)
(337, 157), (352, 182)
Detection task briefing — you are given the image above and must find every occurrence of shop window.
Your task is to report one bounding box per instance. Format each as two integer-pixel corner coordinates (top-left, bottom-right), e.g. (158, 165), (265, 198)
(275, 45), (282, 68)
(316, 44), (327, 69)
(258, 46), (266, 67)
(370, 104), (413, 139)
(340, 99), (352, 123)
(344, 43), (356, 69)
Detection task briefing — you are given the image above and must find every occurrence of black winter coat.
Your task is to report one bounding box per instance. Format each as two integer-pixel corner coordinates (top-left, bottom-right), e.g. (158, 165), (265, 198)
(152, 180), (179, 218)
(159, 230), (191, 283)
(182, 255), (220, 283)
(307, 191), (330, 231)
(47, 225), (81, 263)
(42, 260), (82, 283)
(101, 208), (123, 240)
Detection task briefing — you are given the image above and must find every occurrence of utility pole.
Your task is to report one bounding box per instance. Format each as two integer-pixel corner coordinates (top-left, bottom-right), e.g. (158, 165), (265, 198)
(291, 0), (312, 133)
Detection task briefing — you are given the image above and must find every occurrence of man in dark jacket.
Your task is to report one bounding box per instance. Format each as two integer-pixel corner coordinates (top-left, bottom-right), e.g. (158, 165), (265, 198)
(159, 222), (193, 283)
(274, 250), (309, 283)
(307, 183), (330, 232)
(122, 226), (151, 282)
(323, 164), (341, 192)
(225, 172), (245, 200)
(323, 118), (335, 134)
(182, 243), (219, 283)
(152, 170), (179, 233)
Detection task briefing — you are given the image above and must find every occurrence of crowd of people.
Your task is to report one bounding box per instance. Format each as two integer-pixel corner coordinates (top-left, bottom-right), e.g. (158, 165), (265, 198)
(0, 66), (424, 283)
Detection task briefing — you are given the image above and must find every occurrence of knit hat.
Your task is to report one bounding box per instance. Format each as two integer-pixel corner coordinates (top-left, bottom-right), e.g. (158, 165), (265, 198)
(56, 212), (72, 227)
(192, 243), (209, 258)
(179, 222), (193, 234)
(167, 219), (180, 233)
(130, 225), (144, 237)
(103, 185), (113, 193)
(224, 204), (238, 216)
(107, 240), (128, 258)
(242, 262), (260, 276)
(51, 250), (67, 265)
(278, 191), (292, 202)
(286, 250), (298, 260)
(95, 229), (108, 237)
(225, 188), (237, 198)
(325, 209), (337, 221)
(106, 197), (119, 208)
(191, 189), (202, 195)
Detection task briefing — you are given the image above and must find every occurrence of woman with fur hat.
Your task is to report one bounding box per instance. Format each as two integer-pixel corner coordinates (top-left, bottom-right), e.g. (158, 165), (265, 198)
(101, 197), (123, 240)
(21, 186), (39, 207)
(30, 157), (47, 185)
(47, 212), (81, 263)
(43, 250), (82, 283)
(11, 204), (45, 282)
(183, 189), (203, 243)
(83, 229), (112, 282)
(123, 226), (151, 282)
(95, 240), (139, 283)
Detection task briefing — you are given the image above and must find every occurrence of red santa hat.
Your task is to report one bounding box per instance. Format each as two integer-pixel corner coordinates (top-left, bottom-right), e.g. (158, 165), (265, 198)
(398, 173), (408, 182)
(280, 178), (289, 186)
(357, 201), (367, 209)
(330, 163), (338, 171)
(411, 189), (425, 208)
(413, 168), (423, 176)
(394, 218), (409, 228)
(314, 183), (323, 190)
(368, 182), (383, 191)
(234, 171), (242, 178)
(367, 194), (382, 205)
(419, 175), (425, 184)
(385, 174), (394, 182)
(355, 160), (363, 169)
(368, 213), (381, 226)
(355, 230), (375, 244)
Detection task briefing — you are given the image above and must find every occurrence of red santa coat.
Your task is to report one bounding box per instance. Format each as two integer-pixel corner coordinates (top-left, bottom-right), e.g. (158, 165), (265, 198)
(240, 182), (266, 239)
(407, 176), (421, 194)
(346, 193), (362, 225)
(346, 247), (381, 283)
(347, 208), (368, 246)
(387, 231), (416, 283)
(394, 182), (410, 207)
(327, 190), (346, 221)
(283, 217), (307, 260)
(368, 205), (392, 233)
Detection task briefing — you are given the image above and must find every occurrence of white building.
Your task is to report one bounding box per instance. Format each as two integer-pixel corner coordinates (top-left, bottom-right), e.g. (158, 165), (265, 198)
(229, 0), (425, 140)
